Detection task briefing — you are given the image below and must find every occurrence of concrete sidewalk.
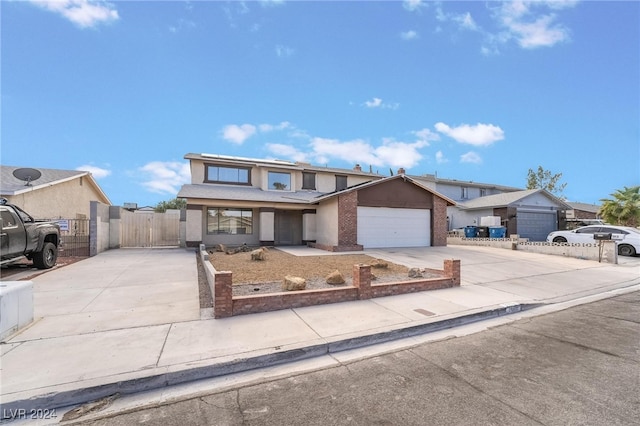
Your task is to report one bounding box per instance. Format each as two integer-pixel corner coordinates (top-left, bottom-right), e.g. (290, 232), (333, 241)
(1, 246), (639, 414)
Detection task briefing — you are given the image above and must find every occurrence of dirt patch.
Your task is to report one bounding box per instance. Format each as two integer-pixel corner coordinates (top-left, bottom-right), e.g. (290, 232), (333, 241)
(207, 248), (442, 296)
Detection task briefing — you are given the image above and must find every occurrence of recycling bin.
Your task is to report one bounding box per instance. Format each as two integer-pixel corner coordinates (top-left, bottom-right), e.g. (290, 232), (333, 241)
(464, 226), (478, 238)
(489, 226), (506, 238)
(477, 226), (489, 238)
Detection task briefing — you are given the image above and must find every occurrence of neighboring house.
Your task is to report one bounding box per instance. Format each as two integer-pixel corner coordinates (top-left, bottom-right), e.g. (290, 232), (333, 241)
(0, 165), (111, 220)
(413, 174), (523, 202)
(450, 189), (573, 241)
(177, 154), (455, 250)
(567, 202), (601, 220)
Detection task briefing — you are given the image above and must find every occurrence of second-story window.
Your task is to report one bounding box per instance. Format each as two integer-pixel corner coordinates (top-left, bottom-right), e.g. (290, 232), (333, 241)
(302, 172), (316, 190)
(268, 172), (291, 191)
(206, 165), (250, 184)
(461, 187), (469, 199)
(336, 175), (348, 191)
(480, 188), (487, 197)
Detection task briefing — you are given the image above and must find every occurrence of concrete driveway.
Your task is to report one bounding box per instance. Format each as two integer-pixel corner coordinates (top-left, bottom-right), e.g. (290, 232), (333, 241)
(365, 245), (640, 304)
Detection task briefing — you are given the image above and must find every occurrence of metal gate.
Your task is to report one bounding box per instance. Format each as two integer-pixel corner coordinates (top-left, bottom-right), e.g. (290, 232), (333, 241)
(56, 218), (90, 257)
(120, 211), (180, 247)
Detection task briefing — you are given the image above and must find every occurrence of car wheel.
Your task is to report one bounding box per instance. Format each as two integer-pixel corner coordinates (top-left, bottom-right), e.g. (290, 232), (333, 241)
(32, 242), (58, 269)
(553, 236), (567, 243)
(618, 244), (636, 257)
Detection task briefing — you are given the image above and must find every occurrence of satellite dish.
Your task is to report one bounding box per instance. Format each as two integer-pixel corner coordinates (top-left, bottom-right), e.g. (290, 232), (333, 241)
(13, 168), (42, 186)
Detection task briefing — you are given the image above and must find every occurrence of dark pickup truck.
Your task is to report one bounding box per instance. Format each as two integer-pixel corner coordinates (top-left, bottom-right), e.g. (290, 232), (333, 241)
(0, 198), (60, 269)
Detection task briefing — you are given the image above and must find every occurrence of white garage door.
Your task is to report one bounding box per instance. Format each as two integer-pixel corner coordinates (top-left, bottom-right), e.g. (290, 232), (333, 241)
(517, 211), (557, 241)
(357, 207), (431, 248)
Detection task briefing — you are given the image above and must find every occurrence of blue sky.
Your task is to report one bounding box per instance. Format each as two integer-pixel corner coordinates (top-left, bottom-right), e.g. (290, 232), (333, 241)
(2, 0), (638, 207)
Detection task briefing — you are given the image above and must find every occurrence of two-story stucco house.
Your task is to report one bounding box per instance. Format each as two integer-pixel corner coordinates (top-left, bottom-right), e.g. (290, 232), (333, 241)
(177, 154), (456, 251)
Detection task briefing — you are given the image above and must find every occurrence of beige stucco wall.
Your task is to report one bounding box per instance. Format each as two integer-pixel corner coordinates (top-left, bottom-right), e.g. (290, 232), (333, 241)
(6, 177), (107, 219)
(186, 209), (203, 242)
(302, 211), (316, 241)
(189, 159), (379, 194)
(260, 211), (275, 241)
(315, 198), (339, 246)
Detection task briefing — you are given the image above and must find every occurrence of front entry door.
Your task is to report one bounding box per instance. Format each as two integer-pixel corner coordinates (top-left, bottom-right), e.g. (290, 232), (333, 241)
(275, 210), (302, 246)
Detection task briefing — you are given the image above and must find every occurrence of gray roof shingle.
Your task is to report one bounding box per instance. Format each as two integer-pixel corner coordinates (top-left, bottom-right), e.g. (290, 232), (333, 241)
(1, 165), (88, 195)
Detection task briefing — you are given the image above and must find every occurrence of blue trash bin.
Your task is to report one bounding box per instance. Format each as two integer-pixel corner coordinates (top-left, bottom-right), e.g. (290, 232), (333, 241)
(489, 226), (506, 238)
(464, 226), (478, 238)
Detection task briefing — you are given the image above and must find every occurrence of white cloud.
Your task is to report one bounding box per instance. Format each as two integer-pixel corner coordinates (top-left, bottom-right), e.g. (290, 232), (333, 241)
(266, 143), (309, 163)
(403, 0), (427, 12)
(460, 151), (483, 164)
(304, 137), (427, 169)
(491, 1), (574, 49)
(400, 30), (419, 40)
(365, 98), (383, 108)
(221, 124), (257, 144)
(453, 12), (479, 31)
(259, 121), (291, 132)
(275, 45), (295, 58)
(169, 18), (196, 34)
(363, 97), (399, 110)
(435, 122), (504, 146)
(76, 165), (111, 179)
(28, 0), (119, 28)
(139, 161), (190, 195)
(412, 128), (440, 145)
(260, 0), (285, 7)
(435, 150), (448, 164)
(435, 6), (479, 32)
(507, 14), (569, 48)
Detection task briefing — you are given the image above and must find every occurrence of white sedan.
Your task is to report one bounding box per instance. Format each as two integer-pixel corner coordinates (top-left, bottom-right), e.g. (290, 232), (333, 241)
(546, 225), (640, 256)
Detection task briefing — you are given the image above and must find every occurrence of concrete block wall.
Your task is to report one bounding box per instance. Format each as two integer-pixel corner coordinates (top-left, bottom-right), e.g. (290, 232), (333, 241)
(0, 281), (34, 341)
(447, 236), (618, 264)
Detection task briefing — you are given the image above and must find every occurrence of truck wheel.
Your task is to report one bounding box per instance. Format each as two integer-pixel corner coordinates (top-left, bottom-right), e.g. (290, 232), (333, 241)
(33, 242), (58, 269)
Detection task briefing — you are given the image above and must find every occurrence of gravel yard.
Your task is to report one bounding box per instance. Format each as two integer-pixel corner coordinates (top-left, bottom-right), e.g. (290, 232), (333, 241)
(207, 248), (441, 296)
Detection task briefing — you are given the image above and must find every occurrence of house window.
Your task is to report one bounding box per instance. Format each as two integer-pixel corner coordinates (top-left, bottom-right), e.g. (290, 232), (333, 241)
(207, 208), (253, 234)
(480, 188), (487, 197)
(206, 165), (250, 184)
(268, 172), (291, 191)
(336, 175), (348, 191)
(461, 187), (469, 199)
(302, 172), (316, 190)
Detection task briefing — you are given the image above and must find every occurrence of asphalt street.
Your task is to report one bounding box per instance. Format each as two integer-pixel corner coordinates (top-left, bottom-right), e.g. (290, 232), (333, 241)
(67, 290), (639, 426)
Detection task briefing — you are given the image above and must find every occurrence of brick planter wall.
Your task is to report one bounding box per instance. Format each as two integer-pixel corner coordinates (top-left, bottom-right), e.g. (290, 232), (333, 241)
(208, 254), (461, 318)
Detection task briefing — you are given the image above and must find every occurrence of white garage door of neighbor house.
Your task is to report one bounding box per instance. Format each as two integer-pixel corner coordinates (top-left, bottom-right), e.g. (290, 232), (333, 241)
(357, 207), (431, 248)
(517, 211), (557, 242)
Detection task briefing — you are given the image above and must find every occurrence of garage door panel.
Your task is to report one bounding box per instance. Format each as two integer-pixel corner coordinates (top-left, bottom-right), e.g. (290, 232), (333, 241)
(518, 211), (557, 242)
(357, 207), (430, 248)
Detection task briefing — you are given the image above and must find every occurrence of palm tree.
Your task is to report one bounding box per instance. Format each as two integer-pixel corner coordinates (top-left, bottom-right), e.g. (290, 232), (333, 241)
(599, 186), (640, 227)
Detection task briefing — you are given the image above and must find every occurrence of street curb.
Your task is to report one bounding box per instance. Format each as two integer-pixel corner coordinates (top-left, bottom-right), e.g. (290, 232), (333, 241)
(1, 302), (542, 417)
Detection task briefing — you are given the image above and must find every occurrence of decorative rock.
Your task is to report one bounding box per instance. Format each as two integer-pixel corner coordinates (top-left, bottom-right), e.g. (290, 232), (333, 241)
(371, 259), (388, 269)
(216, 244), (227, 253)
(251, 247), (267, 261)
(408, 268), (423, 278)
(325, 270), (345, 285)
(282, 275), (306, 291)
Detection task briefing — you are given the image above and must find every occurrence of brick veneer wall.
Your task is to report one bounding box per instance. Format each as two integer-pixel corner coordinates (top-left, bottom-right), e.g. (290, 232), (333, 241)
(211, 258), (461, 318)
(338, 191), (359, 247)
(432, 196), (448, 246)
